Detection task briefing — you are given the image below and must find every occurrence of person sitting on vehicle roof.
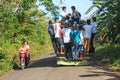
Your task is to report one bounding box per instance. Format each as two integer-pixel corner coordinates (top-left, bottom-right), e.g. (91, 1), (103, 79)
(71, 6), (81, 24)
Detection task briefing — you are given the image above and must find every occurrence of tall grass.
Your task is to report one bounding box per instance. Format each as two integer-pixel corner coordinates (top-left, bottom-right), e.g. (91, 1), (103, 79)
(95, 44), (120, 69)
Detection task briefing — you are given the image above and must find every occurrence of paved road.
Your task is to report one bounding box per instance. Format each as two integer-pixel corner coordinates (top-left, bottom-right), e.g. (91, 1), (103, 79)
(0, 51), (119, 80)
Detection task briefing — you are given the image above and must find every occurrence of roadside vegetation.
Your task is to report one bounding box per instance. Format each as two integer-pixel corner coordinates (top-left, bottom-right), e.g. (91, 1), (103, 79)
(0, 0), (120, 76)
(95, 44), (120, 69)
(86, 0), (120, 69)
(0, 0), (58, 76)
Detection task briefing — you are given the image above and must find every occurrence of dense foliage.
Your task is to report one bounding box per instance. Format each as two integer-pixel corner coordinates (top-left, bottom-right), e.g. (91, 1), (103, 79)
(0, 0), (59, 75)
(86, 0), (120, 69)
(95, 44), (120, 69)
(86, 0), (120, 44)
(1, 0), (120, 75)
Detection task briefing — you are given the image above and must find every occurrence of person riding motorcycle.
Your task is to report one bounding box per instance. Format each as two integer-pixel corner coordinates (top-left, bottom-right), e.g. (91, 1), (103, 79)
(19, 42), (29, 67)
(19, 43), (28, 55)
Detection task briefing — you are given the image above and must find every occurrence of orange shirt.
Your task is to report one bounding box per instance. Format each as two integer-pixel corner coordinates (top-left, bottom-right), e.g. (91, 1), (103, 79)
(19, 45), (27, 54)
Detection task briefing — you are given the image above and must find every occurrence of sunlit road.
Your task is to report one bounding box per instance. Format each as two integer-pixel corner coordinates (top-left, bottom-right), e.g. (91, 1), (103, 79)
(0, 51), (118, 80)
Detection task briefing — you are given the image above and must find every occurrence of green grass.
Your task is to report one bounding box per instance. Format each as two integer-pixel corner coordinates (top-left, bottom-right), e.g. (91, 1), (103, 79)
(0, 41), (52, 76)
(95, 44), (120, 69)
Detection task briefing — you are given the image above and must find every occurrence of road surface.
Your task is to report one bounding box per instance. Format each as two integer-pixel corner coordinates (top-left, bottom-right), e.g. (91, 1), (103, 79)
(0, 51), (119, 80)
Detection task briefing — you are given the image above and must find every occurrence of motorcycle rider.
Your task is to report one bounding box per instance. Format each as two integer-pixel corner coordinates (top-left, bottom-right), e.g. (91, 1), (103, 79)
(24, 42), (30, 64)
(19, 42), (29, 67)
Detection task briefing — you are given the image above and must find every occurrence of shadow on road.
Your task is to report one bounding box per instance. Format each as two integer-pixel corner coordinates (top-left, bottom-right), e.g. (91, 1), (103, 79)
(28, 56), (57, 68)
(79, 72), (111, 77)
(79, 68), (120, 80)
(107, 78), (120, 80)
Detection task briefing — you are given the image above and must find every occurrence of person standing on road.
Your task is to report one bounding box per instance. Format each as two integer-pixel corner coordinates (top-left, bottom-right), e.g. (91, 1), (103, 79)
(48, 20), (58, 54)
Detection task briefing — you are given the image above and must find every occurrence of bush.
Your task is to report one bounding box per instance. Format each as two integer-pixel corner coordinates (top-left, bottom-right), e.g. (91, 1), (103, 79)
(95, 44), (120, 69)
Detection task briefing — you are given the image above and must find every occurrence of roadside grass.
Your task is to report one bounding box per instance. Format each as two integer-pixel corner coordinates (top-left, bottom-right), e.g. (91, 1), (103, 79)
(95, 44), (120, 69)
(0, 41), (52, 76)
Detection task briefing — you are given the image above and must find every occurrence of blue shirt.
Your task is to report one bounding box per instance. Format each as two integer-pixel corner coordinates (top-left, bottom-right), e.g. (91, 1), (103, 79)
(74, 30), (80, 44)
(70, 29), (80, 45)
(56, 12), (62, 20)
(48, 25), (55, 36)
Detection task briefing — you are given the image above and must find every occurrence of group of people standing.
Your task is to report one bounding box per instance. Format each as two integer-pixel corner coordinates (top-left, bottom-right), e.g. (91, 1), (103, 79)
(48, 6), (97, 61)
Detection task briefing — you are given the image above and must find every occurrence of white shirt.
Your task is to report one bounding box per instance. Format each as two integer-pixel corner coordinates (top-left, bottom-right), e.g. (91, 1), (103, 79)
(62, 28), (71, 43)
(61, 11), (67, 17)
(83, 24), (93, 38)
(54, 23), (62, 38)
(91, 22), (97, 33)
(79, 30), (84, 45)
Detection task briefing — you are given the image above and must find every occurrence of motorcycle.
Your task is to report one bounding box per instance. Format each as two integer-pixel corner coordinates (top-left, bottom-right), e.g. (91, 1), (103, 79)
(20, 51), (28, 70)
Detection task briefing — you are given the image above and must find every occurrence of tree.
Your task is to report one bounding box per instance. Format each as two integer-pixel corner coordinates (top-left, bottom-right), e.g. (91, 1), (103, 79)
(86, 0), (120, 44)
(0, 0), (54, 73)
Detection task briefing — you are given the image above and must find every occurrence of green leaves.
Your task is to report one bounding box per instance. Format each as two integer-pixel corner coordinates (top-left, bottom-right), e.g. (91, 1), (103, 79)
(86, 0), (120, 44)
(38, 0), (59, 16)
(0, 0), (52, 75)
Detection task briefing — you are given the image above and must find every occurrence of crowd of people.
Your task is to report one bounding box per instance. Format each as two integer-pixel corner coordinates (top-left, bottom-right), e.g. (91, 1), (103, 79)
(48, 6), (97, 61)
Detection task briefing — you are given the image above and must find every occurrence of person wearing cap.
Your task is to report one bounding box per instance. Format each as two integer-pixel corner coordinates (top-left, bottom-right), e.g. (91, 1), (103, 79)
(71, 6), (81, 24)
(48, 20), (58, 54)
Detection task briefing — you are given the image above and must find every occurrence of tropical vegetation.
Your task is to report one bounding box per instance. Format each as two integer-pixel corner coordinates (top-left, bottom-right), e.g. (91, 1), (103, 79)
(0, 0), (58, 75)
(86, 0), (120, 69)
(0, 0), (120, 76)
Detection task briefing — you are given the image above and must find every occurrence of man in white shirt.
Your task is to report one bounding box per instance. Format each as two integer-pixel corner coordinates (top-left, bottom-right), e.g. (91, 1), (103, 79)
(54, 18), (64, 54)
(83, 19), (93, 54)
(62, 22), (72, 59)
(61, 6), (67, 18)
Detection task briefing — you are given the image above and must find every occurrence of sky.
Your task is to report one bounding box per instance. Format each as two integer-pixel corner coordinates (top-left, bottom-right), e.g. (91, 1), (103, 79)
(52, 0), (97, 19)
